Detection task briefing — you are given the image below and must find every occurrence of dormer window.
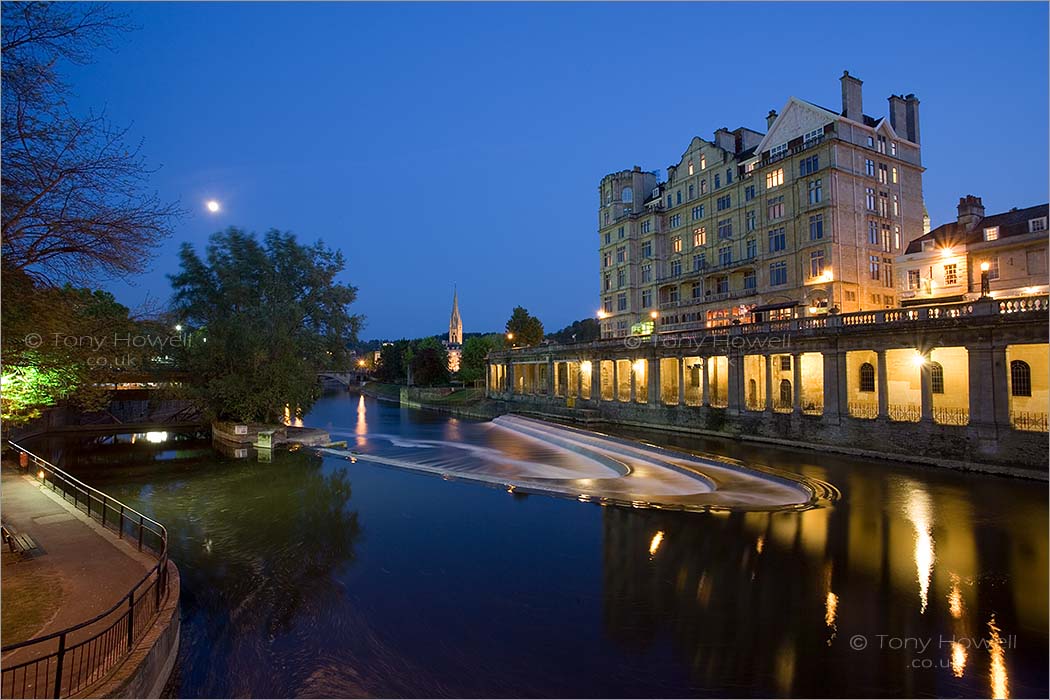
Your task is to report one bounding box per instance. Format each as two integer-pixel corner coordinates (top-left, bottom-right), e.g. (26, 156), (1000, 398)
(769, 143), (788, 160)
(803, 127), (823, 144)
(1029, 217), (1047, 233)
(921, 240), (934, 252)
(984, 226), (999, 242)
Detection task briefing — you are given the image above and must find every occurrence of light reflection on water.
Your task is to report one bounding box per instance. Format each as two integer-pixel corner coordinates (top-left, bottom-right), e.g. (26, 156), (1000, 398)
(25, 392), (1047, 698)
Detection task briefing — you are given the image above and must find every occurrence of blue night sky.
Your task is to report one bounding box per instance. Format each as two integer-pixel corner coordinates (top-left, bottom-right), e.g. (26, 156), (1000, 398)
(68, 1), (1048, 340)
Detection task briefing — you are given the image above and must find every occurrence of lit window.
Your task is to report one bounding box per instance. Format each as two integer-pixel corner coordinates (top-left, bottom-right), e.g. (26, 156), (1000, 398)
(672, 235), (682, 253)
(688, 161), (694, 176)
(890, 141), (898, 156)
(693, 227), (706, 247)
(983, 226), (999, 241)
(878, 163), (888, 183)
(700, 155), (707, 170)
(907, 269), (920, 290)
(891, 166), (898, 184)
(944, 263), (958, 286)
(765, 168), (784, 189)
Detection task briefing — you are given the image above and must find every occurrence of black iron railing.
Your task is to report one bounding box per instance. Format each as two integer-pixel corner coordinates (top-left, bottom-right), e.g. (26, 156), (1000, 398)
(1010, 411), (1049, 433)
(2, 442), (169, 699)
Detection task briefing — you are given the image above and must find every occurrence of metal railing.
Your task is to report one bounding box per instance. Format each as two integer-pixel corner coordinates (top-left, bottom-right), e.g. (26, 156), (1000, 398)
(2, 442), (169, 699)
(933, 407), (969, 426)
(887, 404), (921, 423)
(848, 402), (879, 420)
(1010, 411), (1049, 433)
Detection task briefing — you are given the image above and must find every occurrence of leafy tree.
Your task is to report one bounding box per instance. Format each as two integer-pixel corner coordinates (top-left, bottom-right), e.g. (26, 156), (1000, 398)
(505, 306), (544, 347)
(459, 335), (496, 383)
(547, 318), (600, 344)
(1, 2), (181, 284)
(375, 340), (411, 384)
(409, 337), (449, 387)
(169, 228), (362, 423)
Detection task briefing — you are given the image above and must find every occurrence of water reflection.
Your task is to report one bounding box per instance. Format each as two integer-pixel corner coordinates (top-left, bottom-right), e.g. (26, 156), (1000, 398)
(25, 393), (1047, 698)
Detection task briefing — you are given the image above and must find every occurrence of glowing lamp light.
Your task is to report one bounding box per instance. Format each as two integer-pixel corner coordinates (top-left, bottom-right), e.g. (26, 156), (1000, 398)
(174, 324), (183, 332)
(506, 332), (514, 341)
(357, 359), (366, 367)
(649, 530), (665, 557)
(145, 431), (169, 444)
(596, 310), (608, 320)
(37, 470), (45, 480)
(808, 306), (819, 314)
(632, 359), (646, 375)
(940, 247), (953, 259)
(580, 360), (592, 374)
(980, 261), (991, 272)
(912, 351), (927, 369)
(649, 310), (659, 319)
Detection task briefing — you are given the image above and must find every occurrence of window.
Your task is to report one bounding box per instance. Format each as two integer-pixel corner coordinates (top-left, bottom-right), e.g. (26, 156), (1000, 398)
(641, 289), (652, 308)
(866, 135), (875, 149)
(693, 253), (706, 272)
(676, 191), (682, 205)
(809, 214), (824, 240)
(770, 143), (788, 160)
(641, 240), (652, 258)
(765, 168), (784, 189)
(616, 246), (626, 263)
(890, 141), (897, 156)
(717, 194), (731, 211)
(868, 221), (879, 246)
(745, 185), (756, 201)
(693, 227), (706, 246)
(670, 213), (681, 227)
(986, 257), (1000, 280)
(859, 363), (875, 392)
(780, 355), (792, 371)
(688, 184), (694, 199)
(668, 287), (680, 303)
(746, 238), (757, 259)
(877, 135), (887, 154)
(769, 261), (788, 286)
(667, 195), (673, 208)
(641, 263), (652, 283)
(672, 235), (683, 253)
(604, 212), (610, 225)
(603, 297), (612, 313)
(865, 159), (875, 177)
(931, 363), (944, 394)
(719, 246), (732, 266)
(866, 187), (876, 211)
(808, 178), (822, 205)
(878, 163), (888, 183)
(603, 251), (613, 267)
(700, 155), (707, 170)
(714, 174), (721, 189)
(908, 269), (920, 290)
(688, 161), (695, 176)
(845, 290), (857, 301)
(881, 223), (892, 252)
(716, 276), (729, 294)
(878, 192), (889, 217)
(603, 272), (611, 291)
(700, 179), (708, 194)
(803, 127), (823, 144)
(622, 187), (633, 203)
(670, 258), (682, 277)
(893, 194), (899, 217)
(641, 220), (652, 234)
(891, 166), (898, 184)
(869, 255), (881, 280)
(1030, 217), (1048, 232)
(800, 155), (819, 176)
(692, 282), (703, 300)
(618, 225), (625, 239)
(718, 218), (732, 240)
(1011, 360), (1032, 397)
(727, 169), (734, 184)
(746, 210), (756, 232)
(944, 263), (958, 286)
(767, 196), (784, 220)
(768, 227), (786, 252)
(604, 232), (611, 245)
(883, 258), (893, 288)
(810, 250), (826, 278)
(616, 268), (626, 287)
(736, 270), (753, 292)
(691, 204), (705, 220)
(894, 226), (901, 250)
(617, 293), (627, 311)
(984, 226), (999, 242)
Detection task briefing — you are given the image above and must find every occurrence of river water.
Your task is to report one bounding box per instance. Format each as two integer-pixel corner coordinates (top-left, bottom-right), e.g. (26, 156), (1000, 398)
(25, 392), (1048, 698)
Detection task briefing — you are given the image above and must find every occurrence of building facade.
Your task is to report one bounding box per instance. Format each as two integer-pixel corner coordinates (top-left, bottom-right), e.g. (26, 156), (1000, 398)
(896, 196), (1049, 305)
(598, 71), (925, 339)
(446, 287), (463, 372)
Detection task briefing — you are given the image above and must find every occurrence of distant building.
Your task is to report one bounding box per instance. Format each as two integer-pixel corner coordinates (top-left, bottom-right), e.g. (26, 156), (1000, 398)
(896, 196), (1049, 305)
(445, 287), (463, 372)
(598, 70), (926, 338)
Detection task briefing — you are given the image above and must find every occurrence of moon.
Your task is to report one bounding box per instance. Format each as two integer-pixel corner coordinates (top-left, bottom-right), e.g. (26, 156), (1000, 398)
(205, 200), (221, 213)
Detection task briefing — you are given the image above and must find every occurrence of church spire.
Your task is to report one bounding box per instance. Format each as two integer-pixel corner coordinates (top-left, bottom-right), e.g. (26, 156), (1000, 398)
(448, 285), (463, 346)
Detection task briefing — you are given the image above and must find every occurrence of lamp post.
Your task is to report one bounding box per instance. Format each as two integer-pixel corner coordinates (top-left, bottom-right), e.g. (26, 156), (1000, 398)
(649, 310), (659, 343)
(506, 332), (515, 349)
(979, 261), (991, 299)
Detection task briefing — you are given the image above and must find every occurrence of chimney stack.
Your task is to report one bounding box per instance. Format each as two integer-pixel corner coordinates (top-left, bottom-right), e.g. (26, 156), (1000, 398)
(766, 109), (778, 128)
(956, 195), (985, 230)
(904, 94), (921, 144)
(840, 70), (863, 122)
(888, 95), (908, 137)
(714, 127), (735, 153)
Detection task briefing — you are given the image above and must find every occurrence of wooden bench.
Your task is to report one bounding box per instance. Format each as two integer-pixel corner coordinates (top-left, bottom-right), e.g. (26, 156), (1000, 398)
(2, 525), (38, 555)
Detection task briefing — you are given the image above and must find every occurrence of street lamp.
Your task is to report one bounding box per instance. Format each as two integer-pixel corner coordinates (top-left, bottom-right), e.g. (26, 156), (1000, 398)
(649, 310), (659, 339)
(980, 261), (991, 299)
(506, 332), (515, 348)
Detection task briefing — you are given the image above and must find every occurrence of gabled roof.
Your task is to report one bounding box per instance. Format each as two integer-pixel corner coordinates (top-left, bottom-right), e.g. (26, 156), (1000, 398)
(904, 202), (1050, 254)
(753, 97), (839, 155)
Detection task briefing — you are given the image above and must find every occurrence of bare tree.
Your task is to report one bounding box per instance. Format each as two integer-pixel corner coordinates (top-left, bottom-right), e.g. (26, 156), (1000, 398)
(1, 2), (182, 284)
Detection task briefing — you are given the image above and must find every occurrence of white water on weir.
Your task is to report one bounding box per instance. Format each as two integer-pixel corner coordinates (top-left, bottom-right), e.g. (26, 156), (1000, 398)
(321, 414), (815, 511)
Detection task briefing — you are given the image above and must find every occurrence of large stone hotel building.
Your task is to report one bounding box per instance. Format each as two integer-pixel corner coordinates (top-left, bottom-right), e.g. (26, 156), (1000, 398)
(598, 71), (924, 338)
